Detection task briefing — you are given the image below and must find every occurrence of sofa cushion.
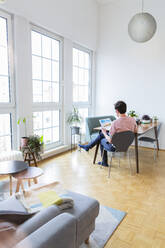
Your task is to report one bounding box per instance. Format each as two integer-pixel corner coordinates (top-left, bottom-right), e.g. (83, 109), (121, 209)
(0, 196), (34, 225)
(64, 191), (99, 233)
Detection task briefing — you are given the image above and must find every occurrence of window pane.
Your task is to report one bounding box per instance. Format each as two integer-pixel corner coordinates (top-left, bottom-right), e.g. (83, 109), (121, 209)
(32, 56), (41, 80)
(73, 48), (78, 66)
(73, 85), (79, 102)
(33, 112), (42, 130)
(0, 17), (7, 47)
(79, 68), (84, 84)
(0, 136), (11, 152)
(43, 111), (51, 128)
(32, 31), (61, 104)
(42, 58), (51, 81)
(84, 53), (89, 69)
(84, 69), (89, 84)
(34, 129), (43, 137)
(33, 80), (42, 102)
(52, 40), (59, 60)
(72, 47), (91, 104)
(52, 127), (59, 142)
(31, 31), (41, 56)
(79, 50), (85, 68)
(0, 114), (11, 136)
(73, 67), (78, 83)
(53, 111), (59, 126)
(43, 128), (52, 144)
(42, 35), (51, 59)
(79, 86), (88, 102)
(52, 83), (59, 102)
(0, 47), (8, 75)
(43, 81), (51, 102)
(0, 76), (9, 102)
(0, 114), (12, 152)
(52, 61), (59, 82)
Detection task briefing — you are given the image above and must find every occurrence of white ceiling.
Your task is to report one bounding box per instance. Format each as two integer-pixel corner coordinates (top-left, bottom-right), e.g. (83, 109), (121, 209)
(96, 0), (114, 5)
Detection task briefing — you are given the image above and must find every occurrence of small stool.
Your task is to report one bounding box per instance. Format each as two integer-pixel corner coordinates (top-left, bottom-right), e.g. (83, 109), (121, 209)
(12, 167), (43, 193)
(23, 146), (38, 184)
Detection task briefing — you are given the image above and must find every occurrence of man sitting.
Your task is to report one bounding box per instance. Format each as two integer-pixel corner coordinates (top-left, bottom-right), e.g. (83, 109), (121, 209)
(79, 101), (137, 166)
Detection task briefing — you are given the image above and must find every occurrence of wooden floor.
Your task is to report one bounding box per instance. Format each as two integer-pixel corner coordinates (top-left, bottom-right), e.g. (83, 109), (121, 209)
(2, 147), (165, 247)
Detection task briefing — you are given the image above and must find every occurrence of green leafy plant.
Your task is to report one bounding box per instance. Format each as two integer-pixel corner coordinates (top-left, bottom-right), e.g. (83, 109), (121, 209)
(26, 135), (44, 160)
(67, 106), (82, 126)
(17, 117), (27, 137)
(128, 110), (138, 118)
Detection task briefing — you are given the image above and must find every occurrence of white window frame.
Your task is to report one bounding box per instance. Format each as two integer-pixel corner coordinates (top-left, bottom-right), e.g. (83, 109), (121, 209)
(0, 10), (16, 150)
(31, 25), (64, 150)
(72, 43), (93, 115)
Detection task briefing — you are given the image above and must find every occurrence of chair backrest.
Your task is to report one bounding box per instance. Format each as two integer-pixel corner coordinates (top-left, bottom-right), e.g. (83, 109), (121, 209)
(85, 115), (116, 142)
(111, 131), (135, 152)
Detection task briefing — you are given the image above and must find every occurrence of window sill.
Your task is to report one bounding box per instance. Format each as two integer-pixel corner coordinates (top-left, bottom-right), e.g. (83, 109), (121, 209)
(42, 145), (70, 160)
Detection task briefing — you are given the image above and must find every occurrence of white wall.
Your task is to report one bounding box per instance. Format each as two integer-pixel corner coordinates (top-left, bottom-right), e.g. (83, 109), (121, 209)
(96, 0), (165, 148)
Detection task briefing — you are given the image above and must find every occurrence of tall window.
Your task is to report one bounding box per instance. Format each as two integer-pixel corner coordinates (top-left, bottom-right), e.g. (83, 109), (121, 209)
(31, 27), (62, 149)
(73, 46), (92, 133)
(0, 12), (14, 152)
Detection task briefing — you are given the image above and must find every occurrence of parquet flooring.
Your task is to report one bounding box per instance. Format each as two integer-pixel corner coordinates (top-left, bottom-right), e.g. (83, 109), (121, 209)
(2, 147), (165, 247)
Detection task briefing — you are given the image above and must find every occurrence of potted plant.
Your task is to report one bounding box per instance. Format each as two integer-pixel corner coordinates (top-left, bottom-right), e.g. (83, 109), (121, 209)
(67, 106), (82, 135)
(152, 116), (158, 123)
(17, 117), (28, 147)
(24, 135), (44, 160)
(128, 110), (138, 118)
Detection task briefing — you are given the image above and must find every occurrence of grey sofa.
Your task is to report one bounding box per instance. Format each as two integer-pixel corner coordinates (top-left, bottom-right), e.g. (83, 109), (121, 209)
(85, 115), (116, 142)
(0, 191), (99, 248)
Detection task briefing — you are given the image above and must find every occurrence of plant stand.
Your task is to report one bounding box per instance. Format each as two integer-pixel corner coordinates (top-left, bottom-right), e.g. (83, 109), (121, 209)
(70, 126), (81, 152)
(23, 146), (38, 184)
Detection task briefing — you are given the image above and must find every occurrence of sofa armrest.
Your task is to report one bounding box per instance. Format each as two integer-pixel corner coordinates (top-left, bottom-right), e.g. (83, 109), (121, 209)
(15, 213), (76, 248)
(15, 205), (60, 242)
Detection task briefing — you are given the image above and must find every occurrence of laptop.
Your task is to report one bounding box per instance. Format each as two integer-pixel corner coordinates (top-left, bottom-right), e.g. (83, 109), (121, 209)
(99, 118), (111, 127)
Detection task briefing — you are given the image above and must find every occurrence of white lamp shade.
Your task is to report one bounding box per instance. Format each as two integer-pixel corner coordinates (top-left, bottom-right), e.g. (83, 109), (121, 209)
(128, 13), (157, 43)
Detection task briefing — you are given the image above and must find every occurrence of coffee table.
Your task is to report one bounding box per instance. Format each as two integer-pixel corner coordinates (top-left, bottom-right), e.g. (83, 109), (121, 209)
(0, 160), (28, 195)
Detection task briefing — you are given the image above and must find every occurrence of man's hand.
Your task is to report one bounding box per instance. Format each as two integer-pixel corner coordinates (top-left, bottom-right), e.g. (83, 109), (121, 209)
(101, 127), (107, 136)
(101, 127), (112, 143)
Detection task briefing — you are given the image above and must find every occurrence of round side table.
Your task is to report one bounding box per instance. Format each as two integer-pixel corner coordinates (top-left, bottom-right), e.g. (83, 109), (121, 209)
(12, 167), (43, 193)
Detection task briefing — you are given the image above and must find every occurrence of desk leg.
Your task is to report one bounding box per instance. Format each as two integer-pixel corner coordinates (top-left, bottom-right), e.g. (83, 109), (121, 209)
(135, 133), (139, 173)
(9, 175), (12, 196)
(154, 126), (159, 155)
(93, 143), (99, 164)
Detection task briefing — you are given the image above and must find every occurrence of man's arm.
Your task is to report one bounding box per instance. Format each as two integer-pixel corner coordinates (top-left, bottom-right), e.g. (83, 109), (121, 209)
(101, 127), (112, 143)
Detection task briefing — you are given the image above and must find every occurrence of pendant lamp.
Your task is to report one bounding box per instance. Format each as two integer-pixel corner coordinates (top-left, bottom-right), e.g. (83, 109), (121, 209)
(128, 0), (157, 43)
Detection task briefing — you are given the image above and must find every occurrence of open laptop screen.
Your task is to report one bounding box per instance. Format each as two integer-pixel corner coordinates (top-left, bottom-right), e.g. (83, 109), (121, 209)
(99, 118), (111, 127)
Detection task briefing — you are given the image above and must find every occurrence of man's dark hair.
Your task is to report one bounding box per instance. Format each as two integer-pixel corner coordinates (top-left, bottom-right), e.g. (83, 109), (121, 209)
(114, 101), (127, 114)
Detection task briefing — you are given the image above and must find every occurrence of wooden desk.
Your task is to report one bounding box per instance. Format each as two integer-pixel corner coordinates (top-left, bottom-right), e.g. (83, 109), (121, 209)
(93, 122), (160, 173)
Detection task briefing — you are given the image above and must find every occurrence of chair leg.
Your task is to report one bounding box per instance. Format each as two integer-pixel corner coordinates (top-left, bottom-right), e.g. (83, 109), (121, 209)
(108, 155), (113, 178)
(153, 142), (156, 161)
(128, 150), (133, 175)
(100, 149), (105, 169)
(118, 153), (120, 168)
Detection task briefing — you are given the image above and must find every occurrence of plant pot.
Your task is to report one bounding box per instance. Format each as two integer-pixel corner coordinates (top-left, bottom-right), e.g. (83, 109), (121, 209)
(20, 137), (28, 148)
(71, 126), (80, 135)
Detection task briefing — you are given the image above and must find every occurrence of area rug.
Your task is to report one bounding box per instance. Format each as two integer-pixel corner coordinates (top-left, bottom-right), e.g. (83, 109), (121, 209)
(80, 205), (126, 248)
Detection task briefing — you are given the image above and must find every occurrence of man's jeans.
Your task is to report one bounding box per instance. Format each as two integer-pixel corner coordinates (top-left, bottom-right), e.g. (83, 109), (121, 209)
(87, 131), (115, 164)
